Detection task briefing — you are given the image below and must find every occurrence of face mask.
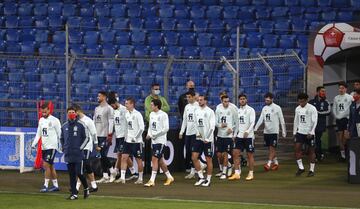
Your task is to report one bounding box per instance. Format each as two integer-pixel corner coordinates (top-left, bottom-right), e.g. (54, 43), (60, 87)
(188, 87), (195, 91)
(116, 97), (119, 102)
(153, 90), (160, 95)
(68, 113), (77, 120)
(319, 92), (326, 98)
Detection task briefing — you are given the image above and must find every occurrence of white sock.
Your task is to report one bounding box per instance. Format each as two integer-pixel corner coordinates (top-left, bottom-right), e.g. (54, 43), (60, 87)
(273, 157), (279, 165)
(222, 165), (227, 174)
(91, 181), (97, 189)
(219, 164), (223, 171)
(206, 175), (212, 182)
(267, 160), (272, 167)
(249, 170), (253, 175)
(129, 166), (136, 174)
(235, 169), (241, 175)
(297, 159), (304, 170)
(165, 171), (173, 179)
(138, 172), (143, 181)
(310, 163), (315, 172)
(52, 179), (58, 188)
(44, 178), (50, 187)
(150, 171), (157, 182)
(341, 150), (345, 159)
(227, 162), (231, 167)
(120, 170), (126, 180)
(198, 170), (204, 179)
(103, 172), (109, 179)
(76, 181), (81, 191)
(200, 161), (205, 168)
(190, 167), (195, 174)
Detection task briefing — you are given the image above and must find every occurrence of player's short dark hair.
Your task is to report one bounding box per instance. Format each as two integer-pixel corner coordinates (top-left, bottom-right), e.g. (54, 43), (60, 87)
(338, 81), (348, 88)
(151, 99), (162, 109)
(151, 83), (160, 88)
(40, 102), (49, 109)
(72, 103), (83, 113)
(98, 91), (107, 97)
(186, 90), (196, 97)
(108, 97), (117, 105)
(126, 97), (136, 105)
(264, 92), (274, 99)
(297, 92), (309, 100)
(221, 94), (229, 101)
(67, 106), (76, 112)
(316, 86), (325, 92)
(238, 93), (247, 99)
(199, 94), (208, 101)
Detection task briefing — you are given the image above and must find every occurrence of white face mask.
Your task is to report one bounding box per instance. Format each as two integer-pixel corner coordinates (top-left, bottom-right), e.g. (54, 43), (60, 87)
(153, 90), (161, 95)
(116, 97), (119, 102)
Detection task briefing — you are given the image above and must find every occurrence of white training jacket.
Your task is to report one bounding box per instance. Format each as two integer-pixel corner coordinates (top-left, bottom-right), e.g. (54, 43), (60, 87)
(180, 102), (199, 136)
(79, 115), (98, 151)
(293, 103), (318, 136)
(235, 104), (256, 139)
(148, 110), (169, 145)
(195, 105), (216, 142)
(215, 103), (238, 138)
(332, 93), (353, 120)
(125, 108), (144, 144)
(32, 115), (61, 151)
(114, 104), (127, 139)
(254, 103), (286, 137)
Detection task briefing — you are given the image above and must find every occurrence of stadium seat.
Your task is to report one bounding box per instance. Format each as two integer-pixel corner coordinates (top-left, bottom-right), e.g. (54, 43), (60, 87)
(62, 4), (77, 17)
(83, 31), (99, 45)
(113, 18), (129, 30)
(317, 0), (331, 6)
(279, 35), (296, 48)
(271, 7), (289, 19)
(300, 0), (315, 7)
(268, 0), (284, 6)
(148, 32), (163, 46)
(177, 19), (193, 31)
(167, 46), (183, 57)
(115, 32), (130, 44)
(94, 5), (110, 17)
(223, 6), (239, 19)
(52, 31), (65, 44)
(183, 46), (199, 58)
(3, 3), (17, 16)
(118, 45), (134, 58)
(190, 6), (205, 19)
(144, 18), (160, 30)
(69, 30), (83, 44)
(206, 6), (223, 19)
(48, 16), (64, 30)
(81, 17), (97, 28)
(102, 44), (117, 56)
(100, 30), (115, 43)
(246, 33), (262, 48)
(131, 30), (146, 45)
(70, 43), (85, 55)
(164, 32), (179, 46)
(5, 16), (19, 28)
(86, 45), (101, 55)
(199, 47), (216, 58)
(337, 10), (353, 22)
(129, 18), (143, 29)
(197, 33), (213, 46)
(179, 32), (196, 46)
(159, 6), (174, 18)
(263, 34), (278, 48)
(259, 21), (274, 34)
(80, 5), (94, 17)
(34, 4), (47, 16)
(48, 2), (63, 16)
(255, 8), (271, 20)
(18, 3), (33, 16)
(6, 29), (20, 42)
(134, 46), (150, 57)
(20, 42), (36, 53)
(174, 5), (189, 18)
(98, 17), (112, 29)
(161, 18), (177, 30)
(274, 20), (290, 35)
(193, 19), (209, 32)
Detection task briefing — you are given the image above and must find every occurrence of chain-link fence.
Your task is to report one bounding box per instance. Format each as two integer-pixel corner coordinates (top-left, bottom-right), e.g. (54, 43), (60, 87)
(0, 52), (305, 129)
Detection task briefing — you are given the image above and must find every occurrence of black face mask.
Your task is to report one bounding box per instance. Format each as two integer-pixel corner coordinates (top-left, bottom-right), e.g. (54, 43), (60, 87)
(188, 88), (195, 91)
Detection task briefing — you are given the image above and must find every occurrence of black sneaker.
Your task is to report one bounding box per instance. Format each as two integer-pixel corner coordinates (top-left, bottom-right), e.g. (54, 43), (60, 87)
(84, 188), (90, 199)
(295, 169), (305, 176)
(67, 195), (78, 200)
(89, 187), (98, 193)
(307, 171), (315, 177)
(126, 173), (139, 181)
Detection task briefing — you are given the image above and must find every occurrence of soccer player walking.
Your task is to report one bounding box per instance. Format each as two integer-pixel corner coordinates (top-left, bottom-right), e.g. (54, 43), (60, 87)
(215, 94), (237, 179)
(229, 94), (256, 181)
(32, 102), (61, 192)
(72, 104), (99, 193)
(144, 99), (174, 187)
(254, 93), (286, 171)
(192, 95), (215, 187)
(94, 91), (114, 183)
(293, 93), (318, 177)
(61, 107), (90, 200)
(332, 82), (353, 161)
(119, 98), (145, 184)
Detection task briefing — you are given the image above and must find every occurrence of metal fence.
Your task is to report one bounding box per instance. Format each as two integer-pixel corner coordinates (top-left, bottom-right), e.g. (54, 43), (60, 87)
(0, 51), (305, 129)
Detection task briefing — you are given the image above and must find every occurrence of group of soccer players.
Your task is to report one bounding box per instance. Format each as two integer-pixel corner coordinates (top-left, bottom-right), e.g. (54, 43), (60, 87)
(31, 80), (359, 198)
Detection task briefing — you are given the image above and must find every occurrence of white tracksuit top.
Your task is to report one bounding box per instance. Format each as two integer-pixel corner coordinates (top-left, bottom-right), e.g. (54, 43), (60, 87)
(293, 103), (318, 136)
(195, 106), (216, 142)
(254, 103), (286, 136)
(125, 109), (144, 144)
(332, 93), (353, 120)
(32, 115), (61, 151)
(148, 110), (169, 145)
(114, 104), (127, 139)
(235, 104), (256, 139)
(180, 102), (199, 136)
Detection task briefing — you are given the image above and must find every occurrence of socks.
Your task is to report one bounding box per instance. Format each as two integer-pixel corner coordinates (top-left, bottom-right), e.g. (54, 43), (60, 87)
(76, 181), (81, 191)
(297, 159), (304, 170)
(138, 172), (143, 181)
(222, 165), (227, 174)
(91, 181), (97, 189)
(235, 169), (241, 175)
(52, 179), (58, 188)
(129, 166), (136, 174)
(206, 175), (211, 182)
(165, 171), (173, 179)
(310, 163), (315, 172)
(150, 171), (157, 182)
(190, 167), (195, 174)
(219, 164), (223, 171)
(44, 178), (50, 187)
(227, 162), (231, 167)
(103, 172), (109, 179)
(267, 160), (272, 167)
(120, 170), (126, 180)
(341, 150), (345, 159)
(198, 170), (204, 179)
(273, 157), (279, 165)
(248, 170), (253, 175)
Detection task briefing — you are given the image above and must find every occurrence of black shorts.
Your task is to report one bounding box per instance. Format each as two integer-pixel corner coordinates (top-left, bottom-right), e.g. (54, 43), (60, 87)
(191, 139), (213, 157)
(264, 134), (278, 147)
(123, 142), (143, 159)
(294, 133), (315, 147)
(233, 138), (255, 153)
(336, 118), (349, 132)
(83, 150), (91, 160)
(152, 144), (165, 159)
(215, 137), (233, 153)
(42, 149), (57, 165)
(114, 137), (125, 153)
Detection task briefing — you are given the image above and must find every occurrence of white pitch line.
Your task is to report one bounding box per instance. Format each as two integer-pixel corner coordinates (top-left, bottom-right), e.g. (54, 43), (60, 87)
(0, 190), (356, 209)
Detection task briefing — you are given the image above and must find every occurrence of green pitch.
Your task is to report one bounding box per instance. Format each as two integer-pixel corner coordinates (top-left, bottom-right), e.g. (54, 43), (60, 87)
(0, 156), (359, 209)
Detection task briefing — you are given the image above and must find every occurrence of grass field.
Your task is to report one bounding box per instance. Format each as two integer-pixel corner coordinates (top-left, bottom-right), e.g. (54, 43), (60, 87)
(0, 156), (359, 209)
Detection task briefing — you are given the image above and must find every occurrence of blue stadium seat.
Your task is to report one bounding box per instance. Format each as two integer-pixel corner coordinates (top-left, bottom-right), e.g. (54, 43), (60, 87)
(177, 19), (193, 30)
(3, 3), (17, 16)
(117, 45), (134, 57)
(52, 31), (65, 44)
(148, 32), (163, 46)
(62, 4), (77, 17)
(190, 6), (205, 19)
(81, 17), (97, 28)
(41, 73), (56, 84)
(34, 4), (47, 16)
(113, 18), (129, 30)
(317, 0), (330, 6)
(5, 16), (19, 28)
(255, 8), (271, 20)
(183, 46), (199, 58)
(106, 74), (120, 83)
(238, 8), (254, 21)
(131, 30), (146, 45)
(128, 5), (142, 18)
(100, 30), (115, 43)
(97, 17), (112, 29)
(18, 3), (33, 16)
(351, 0), (360, 8)
(143, 5), (158, 17)
(129, 18), (143, 29)
(174, 5), (189, 18)
(267, 48), (284, 55)
(304, 8), (320, 21)
(48, 16), (64, 29)
(268, 0), (284, 6)
(259, 20), (274, 34)
(289, 7), (304, 18)
(223, 6), (238, 19)
(86, 45), (101, 55)
(337, 10), (353, 22)
(321, 10), (336, 21)
(167, 46), (183, 57)
(134, 46), (150, 57)
(69, 30), (83, 44)
(332, 0), (348, 7)
(209, 19), (225, 33)
(179, 32), (196, 46)
(300, 0), (315, 7)
(6, 29), (20, 42)
(115, 32), (130, 44)
(216, 47), (233, 57)
(274, 20), (290, 35)
(225, 19), (240, 30)
(70, 44), (85, 55)
(8, 72), (23, 82)
(94, 5), (110, 17)
(35, 17), (49, 28)
(206, 6), (223, 19)
(80, 5), (94, 17)
(199, 47), (216, 58)
(6, 43), (21, 53)
(246, 33), (262, 48)
(144, 18), (160, 29)
(150, 46), (166, 57)
(197, 33), (213, 46)
(159, 6), (174, 18)
(67, 16), (81, 27)
(253, 0), (267, 5)
(89, 73), (105, 85)
(164, 32), (179, 46)
(271, 7), (289, 19)
(263, 34), (278, 48)
(161, 18), (177, 30)
(20, 42), (36, 53)
(84, 31), (99, 45)
(291, 20), (307, 34)
(193, 19), (209, 31)
(243, 22), (258, 33)
(48, 2), (63, 16)
(102, 44), (117, 56)
(229, 34), (246, 47)
(110, 4), (127, 17)
(279, 35), (296, 48)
